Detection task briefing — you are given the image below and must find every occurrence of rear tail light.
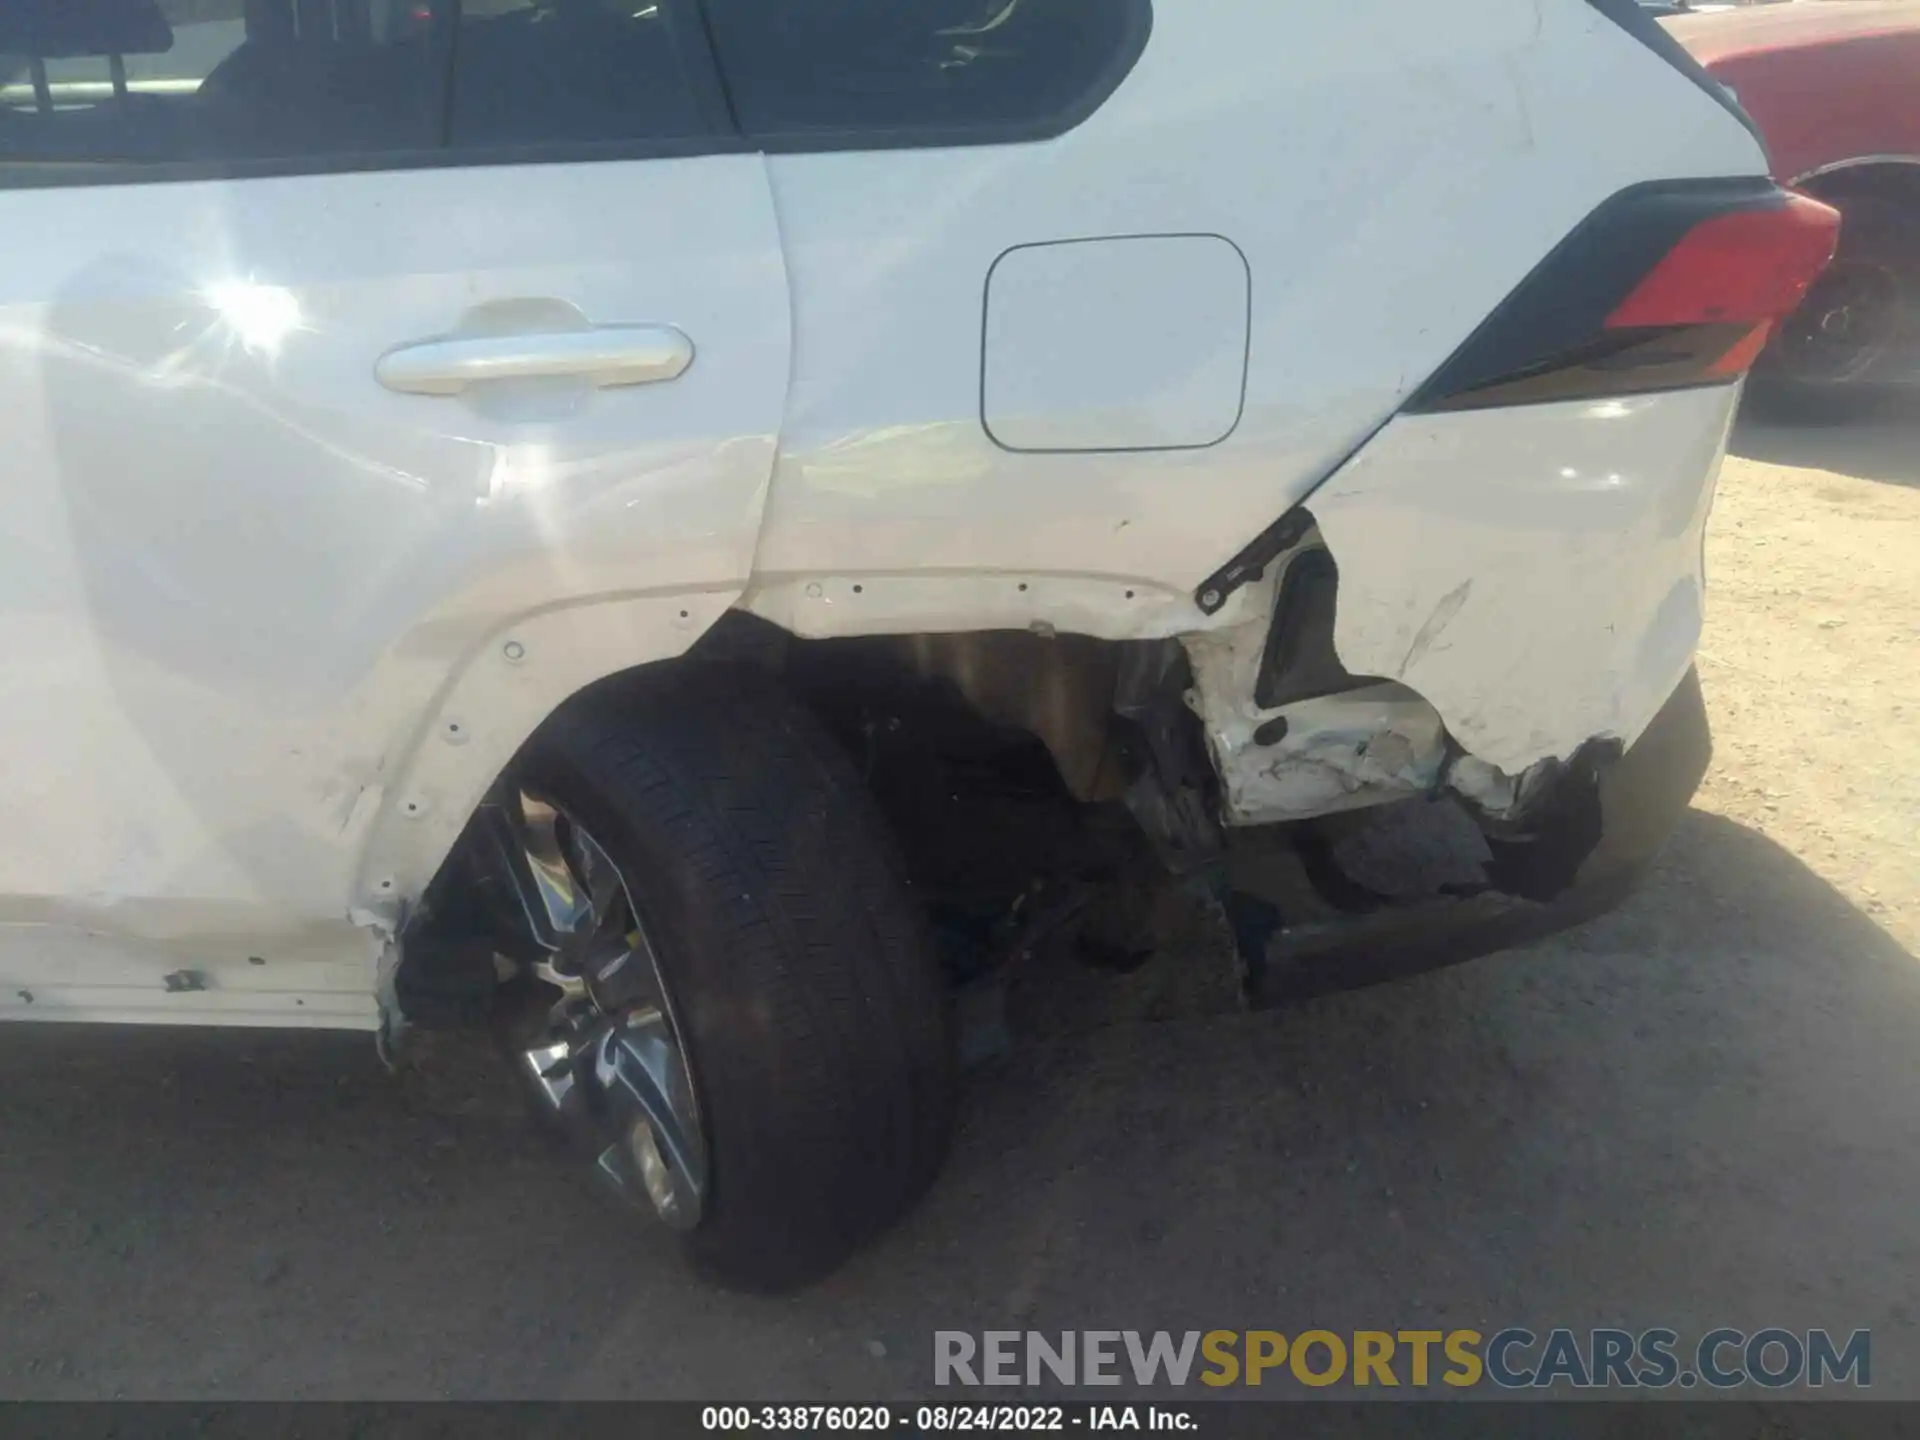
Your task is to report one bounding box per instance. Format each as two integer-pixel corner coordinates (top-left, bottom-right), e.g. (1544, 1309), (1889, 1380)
(1410, 182), (1840, 413)
(1604, 191), (1841, 374)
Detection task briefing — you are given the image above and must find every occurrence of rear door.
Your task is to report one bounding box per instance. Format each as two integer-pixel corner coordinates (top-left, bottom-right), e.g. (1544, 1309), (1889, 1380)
(0, 0), (788, 989)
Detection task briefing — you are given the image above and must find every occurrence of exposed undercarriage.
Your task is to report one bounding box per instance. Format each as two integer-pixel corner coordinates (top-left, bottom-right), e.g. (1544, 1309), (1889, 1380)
(387, 497), (1713, 1281)
(402, 504), (1708, 1033)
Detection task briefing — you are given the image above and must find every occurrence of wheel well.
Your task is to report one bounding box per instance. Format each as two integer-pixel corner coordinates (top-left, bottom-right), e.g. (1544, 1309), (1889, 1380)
(1795, 159), (1920, 222)
(395, 614), (1197, 1027)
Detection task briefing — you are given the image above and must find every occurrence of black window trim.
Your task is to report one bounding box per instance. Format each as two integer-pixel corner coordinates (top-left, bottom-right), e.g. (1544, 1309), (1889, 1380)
(0, 133), (757, 190)
(738, 0), (1153, 156)
(0, 0), (1152, 188)
(0, 0), (747, 187)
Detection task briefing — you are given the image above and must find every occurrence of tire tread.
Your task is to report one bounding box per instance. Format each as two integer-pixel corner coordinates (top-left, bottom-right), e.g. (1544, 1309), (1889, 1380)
(525, 663), (956, 1289)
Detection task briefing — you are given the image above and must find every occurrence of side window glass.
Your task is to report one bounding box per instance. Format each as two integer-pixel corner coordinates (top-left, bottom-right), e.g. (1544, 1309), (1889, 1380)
(446, 0), (718, 150)
(702, 0), (1150, 145)
(0, 0), (445, 165)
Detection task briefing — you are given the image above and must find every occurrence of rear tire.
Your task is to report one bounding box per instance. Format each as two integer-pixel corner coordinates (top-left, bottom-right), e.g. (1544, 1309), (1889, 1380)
(1747, 196), (1913, 424)
(517, 663), (957, 1290)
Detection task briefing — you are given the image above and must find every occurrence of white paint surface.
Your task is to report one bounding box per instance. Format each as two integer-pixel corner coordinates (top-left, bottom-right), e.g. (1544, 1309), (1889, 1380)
(0, 0), (1766, 1027)
(750, 0), (1764, 593)
(1310, 387), (1742, 776)
(0, 158), (791, 1025)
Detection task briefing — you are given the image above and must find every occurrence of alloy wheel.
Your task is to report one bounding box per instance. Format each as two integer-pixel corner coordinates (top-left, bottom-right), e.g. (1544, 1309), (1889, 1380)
(500, 792), (708, 1230)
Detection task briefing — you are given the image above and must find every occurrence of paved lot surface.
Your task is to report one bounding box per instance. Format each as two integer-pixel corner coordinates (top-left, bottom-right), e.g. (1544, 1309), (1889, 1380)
(1, 416), (1917, 1400)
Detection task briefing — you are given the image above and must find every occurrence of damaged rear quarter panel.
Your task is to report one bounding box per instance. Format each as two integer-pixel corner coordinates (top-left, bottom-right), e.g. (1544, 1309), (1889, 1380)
(1307, 386), (1738, 775)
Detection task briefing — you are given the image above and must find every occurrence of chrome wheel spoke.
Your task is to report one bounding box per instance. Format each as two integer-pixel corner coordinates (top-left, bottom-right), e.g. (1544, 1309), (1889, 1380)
(506, 790), (708, 1230)
(563, 822), (627, 935)
(487, 791), (596, 950)
(594, 1009), (706, 1228)
(519, 1037), (579, 1111)
(530, 956), (589, 1001)
(519, 794), (597, 939)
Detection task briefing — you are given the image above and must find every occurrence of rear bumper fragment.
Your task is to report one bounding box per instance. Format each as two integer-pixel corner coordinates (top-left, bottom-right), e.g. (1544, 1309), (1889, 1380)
(1248, 666), (1711, 1006)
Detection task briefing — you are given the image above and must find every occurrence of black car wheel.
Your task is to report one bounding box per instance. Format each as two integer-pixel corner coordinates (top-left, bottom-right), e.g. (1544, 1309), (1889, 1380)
(497, 664), (957, 1290)
(1749, 196), (1913, 422)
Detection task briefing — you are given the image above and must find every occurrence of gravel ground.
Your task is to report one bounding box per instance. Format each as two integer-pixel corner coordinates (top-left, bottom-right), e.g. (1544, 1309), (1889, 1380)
(0, 415), (1916, 1401)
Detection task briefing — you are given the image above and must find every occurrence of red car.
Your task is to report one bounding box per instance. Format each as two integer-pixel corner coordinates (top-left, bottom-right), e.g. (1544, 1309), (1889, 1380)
(1669, 1), (1920, 412)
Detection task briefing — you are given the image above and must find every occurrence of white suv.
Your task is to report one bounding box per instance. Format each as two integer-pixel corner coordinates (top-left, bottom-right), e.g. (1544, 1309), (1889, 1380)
(0, 0), (1834, 1286)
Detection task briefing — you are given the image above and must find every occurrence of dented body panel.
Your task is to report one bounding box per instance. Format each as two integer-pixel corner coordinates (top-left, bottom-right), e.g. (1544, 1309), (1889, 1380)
(1182, 550), (1453, 826)
(0, 0), (1765, 1029)
(1187, 386), (1735, 830)
(0, 159), (790, 1026)
(1314, 387), (1737, 772)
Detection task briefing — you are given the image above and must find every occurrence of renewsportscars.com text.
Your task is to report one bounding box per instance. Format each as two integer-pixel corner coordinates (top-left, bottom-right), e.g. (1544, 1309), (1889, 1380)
(933, 1328), (1871, 1391)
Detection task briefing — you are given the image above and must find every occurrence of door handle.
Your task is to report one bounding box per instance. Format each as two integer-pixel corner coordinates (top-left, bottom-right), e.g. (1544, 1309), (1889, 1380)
(375, 325), (695, 396)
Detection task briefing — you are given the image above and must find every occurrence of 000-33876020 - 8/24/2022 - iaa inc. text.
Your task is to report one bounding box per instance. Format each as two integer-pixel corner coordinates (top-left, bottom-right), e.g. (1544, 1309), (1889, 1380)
(701, 1404), (1196, 1431)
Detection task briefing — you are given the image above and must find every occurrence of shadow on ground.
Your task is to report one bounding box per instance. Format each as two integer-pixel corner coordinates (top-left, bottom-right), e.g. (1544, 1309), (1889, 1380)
(2, 811), (1916, 1399)
(1731, 406), (1920, 487)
